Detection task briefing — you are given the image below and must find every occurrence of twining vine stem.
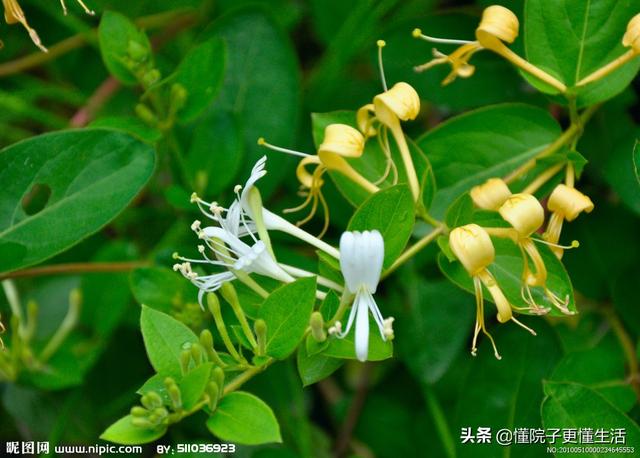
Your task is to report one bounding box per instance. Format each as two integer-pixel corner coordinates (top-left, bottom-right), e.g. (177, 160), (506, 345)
(0, 261), (148, 280)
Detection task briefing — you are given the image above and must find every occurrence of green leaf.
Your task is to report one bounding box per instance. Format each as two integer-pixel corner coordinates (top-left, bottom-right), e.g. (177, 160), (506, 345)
(451, 321), (562, 458)
(90, 116), (162, 143)
(140, 305), (199, 377)
(206, 391), (282, 445)
(417, 104), (562, 219)
(322, 320), (393, 361)
(185, 109), (244, 196)
(438, 237), (576, 316)
(549, 343), (636, 412)
(347, 184), (415, 268)
(131, 267), (196, 315)
(174, 38), (226, 123)
(98, 11), (152, 85)
(296, 344), (343, 387)
(257, 277), (316, 359)
(203, 8), (300, 195)
(542, 382), (640, 455)
(100, 415), (167, 445)
(634, 140), (640, 186)
(180, 363), (214, 410)
(395, 279), (475, 385)
(525, 0), (640, 106)
(0, 129), (155, 274)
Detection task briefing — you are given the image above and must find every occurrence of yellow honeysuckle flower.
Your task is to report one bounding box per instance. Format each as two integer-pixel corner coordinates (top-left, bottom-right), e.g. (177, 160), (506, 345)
(577, 13), (640, 87)
(449, 223), (535, 360)
(623, 13), (640, 52)
(258, 124), (379, 237)
(497, 193), (573, 315)
(2, 0), (93, 52)
(544, 184), (593, 259)
(413, 5), (566, 92)
(354, 41), (421, 200)
(470, 177), (512, 210)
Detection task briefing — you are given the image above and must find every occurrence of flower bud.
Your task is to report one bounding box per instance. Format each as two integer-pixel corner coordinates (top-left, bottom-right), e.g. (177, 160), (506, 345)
(212, 367), (225, 395)
(135, 103), (158, 126)
(476, 5), (519, 50)
(131, 417), (153, 428)
(190, 343), (203, 366)
(130, 406), (148, 417)
(373, 82), (420, 126)
(206, 381), (220, 410)
(309, 311), (326, 342)
(470, 178), (512, 210)
(141, 391), (163, 410)
(127, 40), (149, 62)
(318, 124), (365, 159)
(499, 193), (544, 237)
(547, 184), (594, 221)
(141, 69), (161, 88)
(623, 13), (640, 53)
(254, 318), (267, 356)
(170, 83), (188, 112)
(449, 224), (495, 276)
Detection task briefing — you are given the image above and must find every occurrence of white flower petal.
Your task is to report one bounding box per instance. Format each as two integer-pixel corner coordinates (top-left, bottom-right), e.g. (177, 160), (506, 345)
(354, 292), (370, 362)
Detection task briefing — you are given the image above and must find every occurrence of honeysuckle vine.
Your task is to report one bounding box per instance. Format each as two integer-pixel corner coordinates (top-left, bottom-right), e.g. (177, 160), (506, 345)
(2, 2), (639, 450)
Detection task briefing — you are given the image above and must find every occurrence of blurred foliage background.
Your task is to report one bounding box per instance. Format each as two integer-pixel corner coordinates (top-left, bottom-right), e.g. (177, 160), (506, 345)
(0, 0), (639, 457)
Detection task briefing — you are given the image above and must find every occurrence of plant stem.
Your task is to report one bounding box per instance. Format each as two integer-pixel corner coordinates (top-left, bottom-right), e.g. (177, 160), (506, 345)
(503, 104), (599, 185)
(0, 261), (148, 280)
(223, 361), (272, 395)
(382, 226), (444, 279)
(603, 307), (640, 400)
(0, 10), (198, 78)
(424, 387), (456, 458)
(335, 363), (372, 457)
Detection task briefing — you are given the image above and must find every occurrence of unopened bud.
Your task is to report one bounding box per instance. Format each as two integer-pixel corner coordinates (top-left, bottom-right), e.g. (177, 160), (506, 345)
(254, 319), (267, 356)
(212, 367), (225, 395)
(206, 381), (220, 410)
(130, 406), (148, 417)
(190, 343), (203, 366)
(135, 103), (158, 126)
(127, 40), (149, 62)
(180, 349), (192, 375)
(141, 68), (161, 88)
(141, 391), (163, 410)
(310, 312), (326, 342)
(170, 83), (188, 111)
(131, 417), (153, 428)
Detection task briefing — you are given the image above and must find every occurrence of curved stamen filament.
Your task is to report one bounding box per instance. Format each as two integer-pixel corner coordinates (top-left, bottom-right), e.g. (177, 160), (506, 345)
(377, 40), (388, 91)
(60, 0), (95, 15)
(510, 316), (537, 336)
(412, 28), (475, 45)
(258, 138), (311, 158)
(534, 237), (579, 250)
(472, 276), (502, 360)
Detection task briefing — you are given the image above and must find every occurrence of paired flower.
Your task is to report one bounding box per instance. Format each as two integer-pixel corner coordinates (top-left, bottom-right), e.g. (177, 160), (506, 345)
(413, 5), (566, 92)
(259, 124), (378, 237)
(544, 184), (593, 258)
(449, 224), (535, 359)
(332, 230), (391, 362)
(175, 157), (345, 305)
(2, 0), (94, 52)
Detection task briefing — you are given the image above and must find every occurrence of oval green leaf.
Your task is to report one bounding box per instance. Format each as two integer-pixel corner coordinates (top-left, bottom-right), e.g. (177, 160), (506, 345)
(257, 277), (317, 360)
(0, 129), (155, 274)
(140, 305), (199, 377)
(207, 391), (282, 445)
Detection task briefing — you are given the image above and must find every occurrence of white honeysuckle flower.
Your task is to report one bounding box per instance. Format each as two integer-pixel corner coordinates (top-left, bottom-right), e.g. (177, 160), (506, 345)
(174, 225), (294, 306)
(336, 230), (390, 362)
(239, 156), (341, 260)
